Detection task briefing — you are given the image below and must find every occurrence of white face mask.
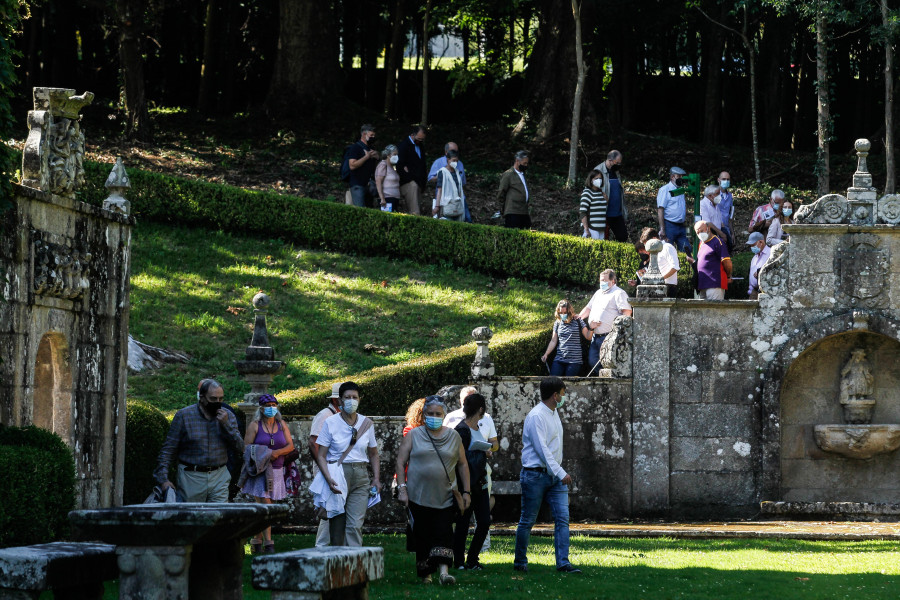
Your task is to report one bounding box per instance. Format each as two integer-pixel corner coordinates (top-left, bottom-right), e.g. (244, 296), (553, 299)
(592, 178), (603, 188)
(449, 160), (458, 169)
(711, 195), (720, 205)
(342, 398), (359, 414)
(389, 155), (399, 165)
(698, 231), (710, 242)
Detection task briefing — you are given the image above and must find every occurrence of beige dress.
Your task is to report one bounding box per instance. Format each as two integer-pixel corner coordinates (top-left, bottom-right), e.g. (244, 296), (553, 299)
(406, 426), (461, 509)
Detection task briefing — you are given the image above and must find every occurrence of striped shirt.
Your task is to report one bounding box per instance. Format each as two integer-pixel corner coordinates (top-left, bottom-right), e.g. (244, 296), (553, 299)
(579, 188), (607, 231)
(154, 403), (243, 483)
(553, 318), (587, 364)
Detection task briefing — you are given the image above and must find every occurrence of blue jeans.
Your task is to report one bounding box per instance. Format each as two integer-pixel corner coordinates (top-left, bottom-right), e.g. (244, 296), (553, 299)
(586, 333), (607, 374)
(665, 219), (691, 256)
(550, 361), (581, 377)
(349, 184), (367, 208)
(514, 469), (571, 569)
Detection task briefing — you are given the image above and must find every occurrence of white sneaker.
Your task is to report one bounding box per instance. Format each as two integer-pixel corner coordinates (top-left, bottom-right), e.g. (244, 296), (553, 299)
(481, 531), (491, 552)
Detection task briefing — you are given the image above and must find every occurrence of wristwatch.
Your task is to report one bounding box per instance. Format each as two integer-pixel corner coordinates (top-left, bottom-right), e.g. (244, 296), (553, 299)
(398, 483), (408, 489)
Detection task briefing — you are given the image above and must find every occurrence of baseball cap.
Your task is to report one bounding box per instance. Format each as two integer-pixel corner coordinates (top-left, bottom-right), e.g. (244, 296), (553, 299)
(746, 232), (764, 245)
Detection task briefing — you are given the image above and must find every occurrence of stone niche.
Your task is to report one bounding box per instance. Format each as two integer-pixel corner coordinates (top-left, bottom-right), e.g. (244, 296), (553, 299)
(780, 331), (900, 502)
(0, 88), (132, 508)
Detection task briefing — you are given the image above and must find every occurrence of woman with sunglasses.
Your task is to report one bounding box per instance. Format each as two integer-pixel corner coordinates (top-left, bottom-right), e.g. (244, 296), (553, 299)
(312, 382), (382, 546)
(541, 299), (591, 376)
(396, 396), (471, 585)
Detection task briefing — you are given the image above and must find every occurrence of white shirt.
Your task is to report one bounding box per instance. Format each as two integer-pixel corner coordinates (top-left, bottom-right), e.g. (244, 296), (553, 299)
(584, 285), (632, 334)
(748, 245), (772, 295)
(317, 413), (376, 464)
(514, 168), (529, 202)
(700, 197), (722, 229)
(657, 241), (680, 285)
(521, 402), (565, 480)
(310, 404), (339, 438)
(445, 409), (498, 441)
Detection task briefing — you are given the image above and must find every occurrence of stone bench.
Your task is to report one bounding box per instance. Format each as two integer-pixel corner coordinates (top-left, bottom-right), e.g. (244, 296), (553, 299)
(0, 541), (117, 600)
(252, 546), (383, 600)
(492, 480), (521, 495)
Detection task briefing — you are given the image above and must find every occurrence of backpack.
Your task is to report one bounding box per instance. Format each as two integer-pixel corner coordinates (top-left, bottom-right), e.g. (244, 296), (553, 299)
(339, 143), (357, 183)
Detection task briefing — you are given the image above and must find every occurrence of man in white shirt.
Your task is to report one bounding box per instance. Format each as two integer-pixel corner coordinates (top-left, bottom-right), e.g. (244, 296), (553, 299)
(578, 269), (633, 373)
(308, 382), (342, 547)
(746, 232), (771, 299)
(638, 227), (680, 298)
(513, 377), (580, 574)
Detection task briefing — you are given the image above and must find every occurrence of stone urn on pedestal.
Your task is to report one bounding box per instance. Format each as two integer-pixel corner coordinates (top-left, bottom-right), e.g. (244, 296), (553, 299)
(234, 292), (285, 423)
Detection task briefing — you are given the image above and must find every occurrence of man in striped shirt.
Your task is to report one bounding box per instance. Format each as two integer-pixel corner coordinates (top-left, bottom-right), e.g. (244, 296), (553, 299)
(154, 378), (244, 502)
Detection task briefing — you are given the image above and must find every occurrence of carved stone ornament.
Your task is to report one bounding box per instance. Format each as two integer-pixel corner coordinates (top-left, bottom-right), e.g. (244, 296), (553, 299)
(839, 349), (876, 423)
(793, 193), (850, 224)
(102, 157), (131, 215)
(471, 326), (495, 379)
(21, 87), (94, 199)
(876, 194), (900, 225)
(833, 233), (889, 309)
(31, 232), (92, 300)
(598, 315), (633, 378)
(757, 240), (790, 297)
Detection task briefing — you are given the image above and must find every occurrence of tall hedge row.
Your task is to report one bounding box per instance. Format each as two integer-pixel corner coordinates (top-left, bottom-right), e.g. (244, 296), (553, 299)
(0, 426), (76, 547)
(123, 401), (171, 504)
(78, 161), (693, 292)
(278, 325), (551, 416)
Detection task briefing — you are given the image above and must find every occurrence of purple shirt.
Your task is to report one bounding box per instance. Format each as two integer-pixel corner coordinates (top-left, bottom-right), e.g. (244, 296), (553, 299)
(697, 234), (730, 290)
(253, 420), (288, 468)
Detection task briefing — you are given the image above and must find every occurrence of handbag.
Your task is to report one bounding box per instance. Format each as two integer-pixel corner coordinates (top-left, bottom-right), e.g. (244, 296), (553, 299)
(425, 429), (465, 513)
(315, 417), (374, 520)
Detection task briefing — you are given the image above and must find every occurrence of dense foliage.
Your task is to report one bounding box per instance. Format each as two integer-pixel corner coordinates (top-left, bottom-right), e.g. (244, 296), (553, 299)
(0, 425), (76, 547)
(278, 325), (551, 416)
(123, 400), (170, 504)
(0, 0), (25, 214)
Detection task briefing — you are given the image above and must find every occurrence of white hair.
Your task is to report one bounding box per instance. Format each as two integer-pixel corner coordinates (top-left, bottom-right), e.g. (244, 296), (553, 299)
(771, 189), (785, 201)
(459, 386), (477, 402)
(704, 185), (720, 197)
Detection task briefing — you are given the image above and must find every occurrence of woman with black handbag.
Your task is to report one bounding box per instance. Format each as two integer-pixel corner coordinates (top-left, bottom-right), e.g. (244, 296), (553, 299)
(452, 393), (492, 570)
(395, 395), (471, 585)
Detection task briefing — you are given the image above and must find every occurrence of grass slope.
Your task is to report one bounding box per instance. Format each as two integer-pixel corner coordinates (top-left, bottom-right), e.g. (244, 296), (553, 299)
(128, 223), (591, 412)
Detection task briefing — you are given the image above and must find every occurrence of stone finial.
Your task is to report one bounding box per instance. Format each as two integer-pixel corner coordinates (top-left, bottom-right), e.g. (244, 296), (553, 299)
(234, 292), (285, 411)
(636, 238), (667, 298)
(22, 87), (94, 199)
(847, 137), (876, 222)
(102, 158), (131, 215)
(855, 138), (871, 175)
(471, 326), (495, 379)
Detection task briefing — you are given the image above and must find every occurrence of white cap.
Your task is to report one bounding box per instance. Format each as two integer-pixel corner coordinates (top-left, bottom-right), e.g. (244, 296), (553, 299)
(329, 383), (341, 399)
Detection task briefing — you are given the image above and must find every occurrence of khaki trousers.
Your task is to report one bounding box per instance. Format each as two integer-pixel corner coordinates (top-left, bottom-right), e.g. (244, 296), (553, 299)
(176, 464), (230, 503)
(328, 462), (371, 547)
(399, 181), (422, 215)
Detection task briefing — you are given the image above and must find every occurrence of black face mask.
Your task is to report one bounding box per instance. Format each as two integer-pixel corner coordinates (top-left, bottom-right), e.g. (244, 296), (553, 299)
(518, 164), (528, 173)
(674, 177), (684, 187)
(205, 401), (223, 414)
(367, 137), (376, 147)
(610, 163), (621, 172)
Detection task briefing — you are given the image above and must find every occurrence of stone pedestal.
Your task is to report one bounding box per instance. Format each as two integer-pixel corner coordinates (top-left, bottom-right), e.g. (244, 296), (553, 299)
(470, 326), (495, 379)
(637, 238), (668, 299)
(116, 546), (190, 600)
(234, 292), (285, 421)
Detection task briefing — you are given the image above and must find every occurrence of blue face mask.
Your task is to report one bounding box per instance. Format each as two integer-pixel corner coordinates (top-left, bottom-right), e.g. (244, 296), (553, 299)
(751, 245), (761, 255)
(773, 203), (781, 210)
(599, 282), (610, 292)
(782, 208), (792, 217)
(720, 180), (730, 189)
(425, 416), (443, 430)
(263, 406), (278, 418)
(557, 395), (567, 408)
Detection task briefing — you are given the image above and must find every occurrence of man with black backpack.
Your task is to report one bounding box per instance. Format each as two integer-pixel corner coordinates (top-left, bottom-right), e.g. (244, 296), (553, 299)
(342, 124), (380, 208)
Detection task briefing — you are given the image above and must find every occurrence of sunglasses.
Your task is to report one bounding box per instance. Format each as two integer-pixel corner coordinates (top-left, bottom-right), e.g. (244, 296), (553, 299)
(349, 425), (358, 445)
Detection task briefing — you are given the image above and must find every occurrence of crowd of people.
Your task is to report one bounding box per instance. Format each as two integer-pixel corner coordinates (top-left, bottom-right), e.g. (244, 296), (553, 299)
(154, 376), (579, 583)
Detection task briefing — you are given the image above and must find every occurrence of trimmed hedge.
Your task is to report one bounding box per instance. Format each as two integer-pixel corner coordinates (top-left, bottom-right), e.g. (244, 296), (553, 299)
(278, 325), (551, 416)
(78, 161), (656, 290)
(0, 425), (76, 547)
(124, 400), (171, 504)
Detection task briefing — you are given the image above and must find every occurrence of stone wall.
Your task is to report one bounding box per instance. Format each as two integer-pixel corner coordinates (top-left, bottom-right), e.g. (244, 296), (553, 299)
(0, 184), (132, 508)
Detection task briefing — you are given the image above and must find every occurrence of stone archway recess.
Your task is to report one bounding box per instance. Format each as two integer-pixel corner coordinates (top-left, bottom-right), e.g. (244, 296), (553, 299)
(33, 331), (74, 445)
(759, 310), (900, 501)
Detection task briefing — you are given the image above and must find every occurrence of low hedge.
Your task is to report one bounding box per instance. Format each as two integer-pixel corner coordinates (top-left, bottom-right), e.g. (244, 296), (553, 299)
(0, 425), (76, 547)
(123, 400), (171, 504)
(278, 325), (551, 416)
(78, 161), (651, 290)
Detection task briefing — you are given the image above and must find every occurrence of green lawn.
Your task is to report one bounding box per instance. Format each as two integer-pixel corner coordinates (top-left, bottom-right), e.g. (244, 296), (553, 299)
(128, 223), (590, 413)
(94, 533), (900, 600)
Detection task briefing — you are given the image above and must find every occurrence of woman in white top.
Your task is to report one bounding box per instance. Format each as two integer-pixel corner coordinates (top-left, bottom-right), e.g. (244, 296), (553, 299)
(375, 145), (401, 212)
(767, 199), (795, 246)
(313, 381), (381, 547)
(433, 149), (465, 221)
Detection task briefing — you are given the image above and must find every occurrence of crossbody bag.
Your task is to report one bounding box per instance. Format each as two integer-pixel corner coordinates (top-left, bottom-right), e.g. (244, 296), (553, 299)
(425, 429), (465, 512)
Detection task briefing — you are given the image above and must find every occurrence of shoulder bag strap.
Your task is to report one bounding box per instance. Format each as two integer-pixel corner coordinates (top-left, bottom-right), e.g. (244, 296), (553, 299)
(336, 417), (373, 466)
(425, 429), (454, 487)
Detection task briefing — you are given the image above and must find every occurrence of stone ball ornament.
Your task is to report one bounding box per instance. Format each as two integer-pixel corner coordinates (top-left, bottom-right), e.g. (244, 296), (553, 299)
(472, 326), (493, 341)
(645, 238), (663, 253)
(252, 292), (270, 310)
(855, 138), (871, 154)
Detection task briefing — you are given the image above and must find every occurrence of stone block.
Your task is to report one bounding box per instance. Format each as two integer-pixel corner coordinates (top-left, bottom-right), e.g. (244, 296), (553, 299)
(669, 334), (713, 371)
(670, 472), (756, 506)
(251, 546), (383, 594)
(701, 370), (758, 405)
(672, 403), (754, 438)
(0, 542), (116, 596)
(670, 437), (753, 472)
(669, 372), (701, 403)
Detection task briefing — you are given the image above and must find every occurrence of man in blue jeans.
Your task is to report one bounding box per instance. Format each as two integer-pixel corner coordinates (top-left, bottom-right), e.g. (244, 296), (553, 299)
(656, 166), (691, 256)
(513, 377), (581, 574)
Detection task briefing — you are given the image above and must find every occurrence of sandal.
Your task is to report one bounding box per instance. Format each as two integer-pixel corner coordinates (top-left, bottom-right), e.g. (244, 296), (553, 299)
(249, 539), (262, 554)
(439, 573), (456, 585)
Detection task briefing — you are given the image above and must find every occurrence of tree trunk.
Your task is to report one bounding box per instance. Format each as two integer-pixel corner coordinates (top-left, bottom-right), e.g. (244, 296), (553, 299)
(883, 0), (895, 194)
(567, 0), (586, 188)
(384, 0), (405, 117)
(816, 8), (830, 196)
(701, 2), (728, 144)
(198, 0), (224, 113)
(116, 0), (152, 141)
(508, 11), (515, 75)
(266, 0), (342, 118)
(421, 0), (432, 125)
(746, 38), (761, 182)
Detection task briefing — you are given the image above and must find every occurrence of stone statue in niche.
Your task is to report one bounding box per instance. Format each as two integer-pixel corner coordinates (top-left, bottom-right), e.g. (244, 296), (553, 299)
(839, 349), (875, 424)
